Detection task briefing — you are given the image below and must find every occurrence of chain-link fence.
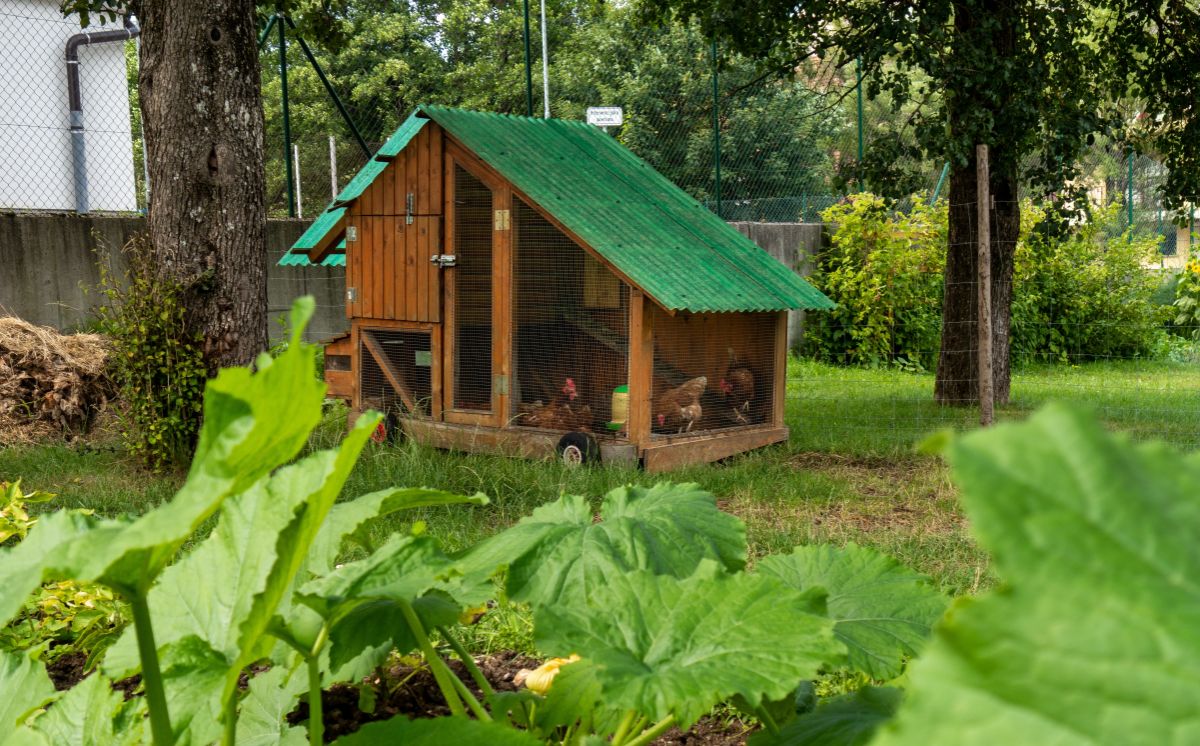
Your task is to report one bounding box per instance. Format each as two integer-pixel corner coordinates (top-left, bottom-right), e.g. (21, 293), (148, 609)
(0, 1), (143, 214)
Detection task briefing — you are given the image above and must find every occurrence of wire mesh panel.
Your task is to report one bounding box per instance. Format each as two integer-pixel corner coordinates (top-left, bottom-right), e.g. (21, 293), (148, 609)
(649, 308), (777, 437)
(452, 164), (493, 411)
(510, 198), (630, 436)
(359, 328), (433, 418)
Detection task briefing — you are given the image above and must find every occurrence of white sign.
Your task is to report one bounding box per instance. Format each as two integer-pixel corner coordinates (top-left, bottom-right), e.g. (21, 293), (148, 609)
(586, 106), (624, 127)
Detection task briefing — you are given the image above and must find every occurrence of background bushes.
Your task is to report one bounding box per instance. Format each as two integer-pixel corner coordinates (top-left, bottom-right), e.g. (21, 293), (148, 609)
(804, 195), (1170, 369)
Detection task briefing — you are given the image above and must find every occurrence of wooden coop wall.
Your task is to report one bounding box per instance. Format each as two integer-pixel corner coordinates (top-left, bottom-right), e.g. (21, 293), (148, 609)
(345, 124), (444, 323)
(647, 308), (779, 437)
(510, 197), (630, 436)
(450, 163), (494, 411)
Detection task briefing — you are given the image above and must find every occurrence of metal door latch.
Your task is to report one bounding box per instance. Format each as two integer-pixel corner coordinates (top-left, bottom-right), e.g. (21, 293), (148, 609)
(430, 254), (457, 268)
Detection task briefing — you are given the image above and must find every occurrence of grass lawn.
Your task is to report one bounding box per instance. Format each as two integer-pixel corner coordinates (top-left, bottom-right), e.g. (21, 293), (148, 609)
(4, 357), (1197, 612)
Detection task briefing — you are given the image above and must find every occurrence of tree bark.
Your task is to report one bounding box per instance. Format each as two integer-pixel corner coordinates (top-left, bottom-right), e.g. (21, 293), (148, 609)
(139, 0), (267, 373)
(934, 0), (1019, 406)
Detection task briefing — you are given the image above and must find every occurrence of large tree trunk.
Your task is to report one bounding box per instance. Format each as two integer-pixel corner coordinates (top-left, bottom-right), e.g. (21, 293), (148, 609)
(139, 0), (267, 372)
(934, 152), (1018, 405)
(934, 0), (1019, 406)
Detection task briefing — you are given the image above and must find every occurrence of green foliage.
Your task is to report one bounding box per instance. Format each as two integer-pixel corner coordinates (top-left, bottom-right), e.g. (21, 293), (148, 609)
(1172, 257), (1200, 339)
(0, 480), (55, 546)
(751, 686), (901, 746)
(807, 195), (1168, 367)
(461, 482), (746, 609)
(0, 581), (127, 672)
(757, 544), (948, 680)
(333, 715), (543, 745)
(1010, 203), (1167, 364)
(10, 670), (145, 746)
(94, 237), (206, 470)
(0, 650), (56, 731)
(806, 195), (946, 370)
(877, 405), (1200, 744)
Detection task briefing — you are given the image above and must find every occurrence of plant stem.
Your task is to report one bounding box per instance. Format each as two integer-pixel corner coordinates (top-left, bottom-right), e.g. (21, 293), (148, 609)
(624, 715), (677, 746)
(437, 625), (495, 697)
(397, 600), (467, 717)
(221, 692), (237, 746)
(448, 664), (493, 721)
(755, 705), (781, 737)
(611, 710), (638, 745)
(307, 654), (324, 744)
(130, 594), (174, 746)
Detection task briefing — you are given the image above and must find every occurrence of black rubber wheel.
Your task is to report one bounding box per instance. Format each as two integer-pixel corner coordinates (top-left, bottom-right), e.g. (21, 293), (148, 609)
(556, 432), (600, 467)
(369, 411), (403, 445)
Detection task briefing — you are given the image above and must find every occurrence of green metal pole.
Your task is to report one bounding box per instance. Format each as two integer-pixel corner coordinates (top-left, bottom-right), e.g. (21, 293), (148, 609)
(257, 14), (277, 50)
(285, 16), (371, 159)
(279, 14), (295, 218)
(711, 37), (721, 218)
(931, 161), (950, 203)
(1191, 203), (1195, 253)
(856, 58), (864, 192)
(522, 0), (534, 117)
(1126, 148), (1134, 241)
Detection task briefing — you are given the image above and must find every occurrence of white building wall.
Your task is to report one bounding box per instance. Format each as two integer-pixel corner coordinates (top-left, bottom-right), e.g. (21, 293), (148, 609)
(0, 0), (137, 212)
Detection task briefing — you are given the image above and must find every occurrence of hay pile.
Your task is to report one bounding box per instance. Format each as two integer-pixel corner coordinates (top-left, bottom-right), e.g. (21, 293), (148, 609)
(0, 317), (112, 444)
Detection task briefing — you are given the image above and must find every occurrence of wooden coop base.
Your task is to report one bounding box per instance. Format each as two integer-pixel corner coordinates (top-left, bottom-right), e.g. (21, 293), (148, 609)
(400, 419), (785, 472)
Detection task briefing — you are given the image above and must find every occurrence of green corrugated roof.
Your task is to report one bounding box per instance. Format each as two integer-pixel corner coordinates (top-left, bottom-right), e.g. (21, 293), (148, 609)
(280, 106), (833, 312)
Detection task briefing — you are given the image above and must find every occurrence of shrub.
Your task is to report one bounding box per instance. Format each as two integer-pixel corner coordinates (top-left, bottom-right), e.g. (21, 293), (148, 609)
(94, 236), (206, 470)
(805, 195), (1167, 368)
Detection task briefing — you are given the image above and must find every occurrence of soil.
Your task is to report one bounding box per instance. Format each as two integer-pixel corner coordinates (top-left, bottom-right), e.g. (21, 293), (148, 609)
(286, 651), (754, 744)
(45, 650), (87, 691)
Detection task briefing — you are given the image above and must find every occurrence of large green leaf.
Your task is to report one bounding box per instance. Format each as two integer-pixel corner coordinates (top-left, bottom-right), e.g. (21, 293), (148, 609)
(0, 298), (325, 623)
(757, 544), (948, 679)
(535, 561), (843, 728)
(235, 666), (307, 746)
(310, 487), (489, 575)
(749, 686), (901, 746)
(7, 672), (145, 746)
(158, 636), (229, 746)
(461, 482), (746, 608)
(332, 714), (543, 745)
(877, 405), (1200, 745)
(0, 650), (55, 730)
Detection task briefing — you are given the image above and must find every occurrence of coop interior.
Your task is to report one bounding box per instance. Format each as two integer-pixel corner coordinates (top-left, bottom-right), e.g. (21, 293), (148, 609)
(509, 196), (631, 438)
(648, 308), (777, 438)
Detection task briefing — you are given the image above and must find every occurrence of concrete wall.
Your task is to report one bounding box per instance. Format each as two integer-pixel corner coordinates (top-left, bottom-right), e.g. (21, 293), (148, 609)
(0, 213), (347, 342)
(729, 221), (825, 350)
(0, 214), (825, 347)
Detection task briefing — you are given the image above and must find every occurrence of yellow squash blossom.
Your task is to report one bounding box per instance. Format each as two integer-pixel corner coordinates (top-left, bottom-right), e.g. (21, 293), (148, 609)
(514, 654), (580, 695)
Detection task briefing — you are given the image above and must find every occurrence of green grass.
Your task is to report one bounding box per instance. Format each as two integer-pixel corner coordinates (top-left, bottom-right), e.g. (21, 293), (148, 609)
(5, 358), (1197, 604)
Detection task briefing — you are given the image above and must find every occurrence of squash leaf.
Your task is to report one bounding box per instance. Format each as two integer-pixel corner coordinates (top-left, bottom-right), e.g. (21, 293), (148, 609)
(757, 543), (948, 679)
(460, 482), (746, 608)
(749, 686), (901, 746)
(332, 714), (542, 745)
(0, 650), (55, 731)
(877, 404), (1200, 744)
(235, 666), (307, 746)
(8, 672), (145, 746)
(535, 561), (843, 728)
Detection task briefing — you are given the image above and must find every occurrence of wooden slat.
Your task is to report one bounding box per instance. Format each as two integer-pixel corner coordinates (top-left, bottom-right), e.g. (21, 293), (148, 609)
(361, 329), (417, 412)
(627, 290), (653, 448)
(349, 205), (362, 318)
(392, 155), (406, 319)
(428, 127), (444, 323)
(773, 311), (787, 428)
(430, 323), (443, 419)
(492, 184), (512, 425)
(641, 426), (788, 472)
(383, 169), (396, 320)
(417, 125), (431, 215)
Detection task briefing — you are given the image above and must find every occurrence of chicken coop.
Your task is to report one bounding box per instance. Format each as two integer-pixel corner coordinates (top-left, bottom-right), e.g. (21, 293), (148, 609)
(280, 106), (833, 471)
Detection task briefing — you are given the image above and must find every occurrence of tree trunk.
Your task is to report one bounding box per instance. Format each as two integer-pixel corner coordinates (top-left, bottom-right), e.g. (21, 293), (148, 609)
(934, 148), (1019, 406)
(139, 0), (267, 373)
(934, 0), (1019, 406)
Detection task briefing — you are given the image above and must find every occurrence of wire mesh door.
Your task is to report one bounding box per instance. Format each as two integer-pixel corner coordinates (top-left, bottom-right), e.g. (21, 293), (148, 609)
(359, 328), (435, 419)
(447, 162), (495, 414)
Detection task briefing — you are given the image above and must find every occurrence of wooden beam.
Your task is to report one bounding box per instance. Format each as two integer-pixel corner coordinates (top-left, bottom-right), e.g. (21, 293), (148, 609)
(773, 310), (788, 428)
(640, 426), (788, 473)
(360, 329), (417, 412)
(627, 290), (653, 448)
(306, 212), (348, 265)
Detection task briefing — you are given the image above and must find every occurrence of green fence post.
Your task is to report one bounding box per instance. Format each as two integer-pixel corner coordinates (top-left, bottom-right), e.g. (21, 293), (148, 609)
(284, 16), (371, 159)
(257, 14), (277, 50)
(279, 14), (295, 218)
(856, 58), (864, 192)
(931, 161), (950, 203)
(711, 37), (721, 218)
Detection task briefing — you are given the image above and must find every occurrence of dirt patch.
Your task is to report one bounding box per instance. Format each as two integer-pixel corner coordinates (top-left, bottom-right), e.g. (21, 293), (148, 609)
(287, 651), (754, 744)
(46, 650), (88, 691)
(0, 316), (111, 444)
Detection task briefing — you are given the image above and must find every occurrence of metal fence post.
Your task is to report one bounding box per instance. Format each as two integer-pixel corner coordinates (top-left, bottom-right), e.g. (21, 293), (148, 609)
(1126, 147), (1134, 241)
(279, 15), (295, 218)
(523, 0), (534, 117)
(856, 58), (864, 191)
(977, 144), (993, 426)
(711, 37), (721, 218)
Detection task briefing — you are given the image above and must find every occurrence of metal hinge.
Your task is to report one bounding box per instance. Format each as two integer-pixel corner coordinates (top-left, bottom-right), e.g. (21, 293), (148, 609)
(346, 287), (357, 302)
(494, 209), (511, 231)
(346, 225), (358, 242)
(430, 254), (456, 268)
(493, 374), (508, 395)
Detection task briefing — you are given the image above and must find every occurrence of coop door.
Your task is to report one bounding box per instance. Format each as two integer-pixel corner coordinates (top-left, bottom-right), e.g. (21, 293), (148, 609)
(442, 161), (504, 422)
(358, 328), (435, 419)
